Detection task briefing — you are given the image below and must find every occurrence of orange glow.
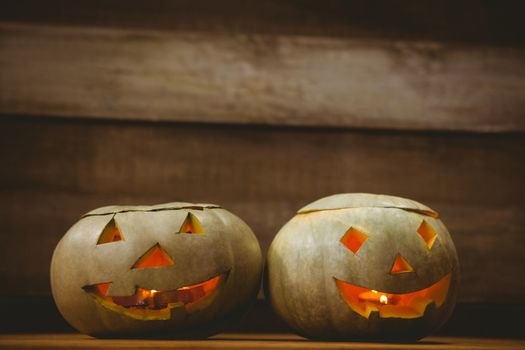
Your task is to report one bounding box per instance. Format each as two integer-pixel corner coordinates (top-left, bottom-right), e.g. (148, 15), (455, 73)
(178, 213), (205, 234)
(97, 218), (124, 244)
(359, 289), (390, 305)
(334, 273), (451, 319)
(390, 254), (414, 274)
(132, 243), (174, 269)
(417, 220), (437, 249)
(83, 273), (227, 321)
(340, 227), (368, 254)
(94, 282), (111, 295)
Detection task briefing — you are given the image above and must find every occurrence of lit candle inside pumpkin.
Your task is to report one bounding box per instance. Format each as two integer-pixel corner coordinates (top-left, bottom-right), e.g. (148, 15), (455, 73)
(145, 289), (159, 307)
(358, 290), (391, 305)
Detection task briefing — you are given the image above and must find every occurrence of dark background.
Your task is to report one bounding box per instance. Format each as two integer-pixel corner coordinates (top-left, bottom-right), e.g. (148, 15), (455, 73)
(1, 0), (524, 338)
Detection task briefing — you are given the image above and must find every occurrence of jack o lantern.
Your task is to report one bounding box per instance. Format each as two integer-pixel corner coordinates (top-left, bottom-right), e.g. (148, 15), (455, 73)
(266, 194), (459, 341)
(51, 202), (263, 338)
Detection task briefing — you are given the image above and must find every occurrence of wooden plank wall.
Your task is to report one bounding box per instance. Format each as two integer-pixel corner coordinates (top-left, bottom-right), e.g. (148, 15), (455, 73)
(2, 0), (525, 132)
(2, 22), (525, 132)
(1, 1), (524, 304)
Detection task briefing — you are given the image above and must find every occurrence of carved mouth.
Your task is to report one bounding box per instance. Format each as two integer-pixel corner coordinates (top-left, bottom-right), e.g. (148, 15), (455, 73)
(83, 272), (229, 320)
(334, 273), (451, 319)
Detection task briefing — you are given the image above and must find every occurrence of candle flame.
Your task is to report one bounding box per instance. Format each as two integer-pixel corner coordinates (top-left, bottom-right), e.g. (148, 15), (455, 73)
(379, 295), (388, 304)
(150, 289), (158, 295)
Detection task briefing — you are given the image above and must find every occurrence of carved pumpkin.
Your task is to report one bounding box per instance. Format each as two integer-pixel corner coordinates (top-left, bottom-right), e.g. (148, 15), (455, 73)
(51, 202), (263, 338)
(266, 194), (459, 341)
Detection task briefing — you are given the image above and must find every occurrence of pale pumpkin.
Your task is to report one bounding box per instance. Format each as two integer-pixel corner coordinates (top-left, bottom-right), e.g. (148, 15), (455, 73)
(266, 193), (459, 341)
(51, 202), (262, 338)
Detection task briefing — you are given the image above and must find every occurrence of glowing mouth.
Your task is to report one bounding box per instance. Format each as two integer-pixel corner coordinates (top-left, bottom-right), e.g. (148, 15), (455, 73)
(83, 272), (228, 320)
(334, 273), (451, 319)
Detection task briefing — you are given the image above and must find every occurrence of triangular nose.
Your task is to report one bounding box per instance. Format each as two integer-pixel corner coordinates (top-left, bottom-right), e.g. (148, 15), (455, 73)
(132, 243), (174, 269)
(391, 253), (414, 274)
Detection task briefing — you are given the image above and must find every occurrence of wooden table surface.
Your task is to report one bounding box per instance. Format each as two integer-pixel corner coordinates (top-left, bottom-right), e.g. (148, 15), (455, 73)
(1, 333), (524, 350)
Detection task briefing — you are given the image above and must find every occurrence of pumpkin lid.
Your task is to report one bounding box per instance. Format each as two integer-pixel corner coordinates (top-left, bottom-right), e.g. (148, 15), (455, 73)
(297, 193), (438, 217)
(83, 202), (221, 217)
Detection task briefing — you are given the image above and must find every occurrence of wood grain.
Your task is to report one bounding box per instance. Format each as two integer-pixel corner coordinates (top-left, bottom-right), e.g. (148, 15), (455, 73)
(1, 21), (525, 132)
(1, 333), (524, 350)
(0, 118), (524, 302)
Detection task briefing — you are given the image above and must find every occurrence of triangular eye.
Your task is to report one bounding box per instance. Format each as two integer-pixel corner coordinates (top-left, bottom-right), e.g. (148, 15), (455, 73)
(178, 213), (205, 234)
(132, 243), (174, 269)
(82, 282), (111, 296)
(391, 253), (414, 274)
(97, 218), (124, 244)
(417, 220), (437, 250)
(340, 227), (368, 254)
